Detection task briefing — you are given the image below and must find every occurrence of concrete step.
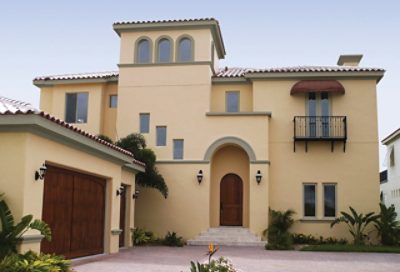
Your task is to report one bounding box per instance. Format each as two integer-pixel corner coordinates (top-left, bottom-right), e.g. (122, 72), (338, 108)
(187, 227), (265, 247)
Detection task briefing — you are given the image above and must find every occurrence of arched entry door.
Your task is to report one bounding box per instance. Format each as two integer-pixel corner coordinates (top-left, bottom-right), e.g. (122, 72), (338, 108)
(220, 174), (243, 226)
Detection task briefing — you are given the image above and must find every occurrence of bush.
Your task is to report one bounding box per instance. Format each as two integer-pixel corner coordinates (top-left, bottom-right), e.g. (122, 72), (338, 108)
(375, 203), (400, 246)
(131, 227), (154, 245)
(190, 257), (238, 272)
(291, 233), (347, 245)
(163, 231), (184, 247)
(263, 209), (295, 250)
(0, 251), (72, 272)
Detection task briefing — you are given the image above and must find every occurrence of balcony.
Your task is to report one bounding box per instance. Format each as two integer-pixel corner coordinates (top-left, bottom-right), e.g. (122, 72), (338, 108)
(293, 116), (347, 152)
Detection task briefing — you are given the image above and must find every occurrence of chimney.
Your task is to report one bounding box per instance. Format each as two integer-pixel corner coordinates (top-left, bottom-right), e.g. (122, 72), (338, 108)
(337, 54), (363, 66)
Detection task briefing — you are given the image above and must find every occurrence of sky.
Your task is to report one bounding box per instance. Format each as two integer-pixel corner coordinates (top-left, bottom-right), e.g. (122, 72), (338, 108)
(0, 0), (399, 167)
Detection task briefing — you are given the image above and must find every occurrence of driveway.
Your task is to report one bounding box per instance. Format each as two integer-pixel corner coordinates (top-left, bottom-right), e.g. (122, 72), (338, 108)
(73, 246), (400, 272)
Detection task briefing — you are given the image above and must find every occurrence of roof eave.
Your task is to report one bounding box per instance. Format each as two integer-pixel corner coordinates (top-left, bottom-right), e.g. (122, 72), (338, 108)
(33, 77), (119, 87)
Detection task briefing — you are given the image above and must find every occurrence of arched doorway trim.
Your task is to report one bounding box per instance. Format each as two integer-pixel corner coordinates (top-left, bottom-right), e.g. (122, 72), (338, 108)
(204, 136), (256, 161)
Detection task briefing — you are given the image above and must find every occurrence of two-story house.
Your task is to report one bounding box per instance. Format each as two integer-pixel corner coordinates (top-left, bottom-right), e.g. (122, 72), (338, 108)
(381, 129), (400, 219)
(33, 18), (385, 246)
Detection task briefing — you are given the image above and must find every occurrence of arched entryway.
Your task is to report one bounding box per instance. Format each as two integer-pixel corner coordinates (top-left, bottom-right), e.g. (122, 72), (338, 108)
(220, 174), (243, 226)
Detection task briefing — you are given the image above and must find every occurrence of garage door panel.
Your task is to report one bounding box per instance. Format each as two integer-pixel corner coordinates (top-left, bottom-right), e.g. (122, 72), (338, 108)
(41, 166), (106, 259)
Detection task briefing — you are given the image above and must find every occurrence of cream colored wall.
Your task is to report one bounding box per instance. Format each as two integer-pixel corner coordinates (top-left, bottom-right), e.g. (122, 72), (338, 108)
(121, 169), (135, 247)
(0, 131), (136, 254)
(210, 145), (250, 228)
(253, 79), (380, 239)
(101, 83), (118, 140)
(39, 83), (105, 136)
(119, 29), (213, 64)
(210, 84), (253, 112)
(135, 163), (211, 239)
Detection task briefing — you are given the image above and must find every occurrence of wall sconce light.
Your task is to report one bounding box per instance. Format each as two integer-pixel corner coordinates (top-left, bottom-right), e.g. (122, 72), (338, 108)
(35, 163), (47, 181)
(256, 170), (262, 184)
(132, 190), (140, 199)
(197, 170), (203, 184)
(116, 185), (125, 196)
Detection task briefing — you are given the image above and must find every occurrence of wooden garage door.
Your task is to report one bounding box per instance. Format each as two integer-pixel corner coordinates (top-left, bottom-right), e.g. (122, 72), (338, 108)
(41, 165), (106, 259)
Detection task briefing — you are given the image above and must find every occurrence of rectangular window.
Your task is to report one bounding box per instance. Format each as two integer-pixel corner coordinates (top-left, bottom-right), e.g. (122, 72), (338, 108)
(156, 126), (167, 146)
(109, 95), (118, 108)
(226, 91), (240, 112)
(173, 139), (184, 159)
(65, 93), (88, 123)
(139, 113), (150, 133)
(324, 184), (336, 217)
(304, 184), (316, 217)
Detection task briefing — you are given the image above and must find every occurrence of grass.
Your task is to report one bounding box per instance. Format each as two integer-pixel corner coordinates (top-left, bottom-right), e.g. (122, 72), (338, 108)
(301, 244), (400, 253)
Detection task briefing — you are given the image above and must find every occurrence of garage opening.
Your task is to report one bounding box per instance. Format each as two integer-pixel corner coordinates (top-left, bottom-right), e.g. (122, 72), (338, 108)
(41, 165), (106, 259)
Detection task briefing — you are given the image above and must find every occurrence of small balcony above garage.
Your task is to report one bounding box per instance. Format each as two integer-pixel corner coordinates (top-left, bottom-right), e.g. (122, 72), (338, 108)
(293, 116), (347, 152)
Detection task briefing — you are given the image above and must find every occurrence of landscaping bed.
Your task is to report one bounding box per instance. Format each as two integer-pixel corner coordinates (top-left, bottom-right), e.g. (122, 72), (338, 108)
(301, 244), (400, 253)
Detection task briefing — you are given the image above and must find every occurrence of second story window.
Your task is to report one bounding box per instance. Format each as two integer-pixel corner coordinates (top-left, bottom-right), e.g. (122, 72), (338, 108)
(109, 95), (117, 108)
(65, 93), (88, 124)
(177, 37), (193, 62)
(156, 126), (167, 146)
(307, 92), (330, 137)
(226, 91), (240, 112)
(173, 139), (184, 159)
(139, 113), (150, 133)
(157, 38), (172, 63)
(137, 38), (151, 64)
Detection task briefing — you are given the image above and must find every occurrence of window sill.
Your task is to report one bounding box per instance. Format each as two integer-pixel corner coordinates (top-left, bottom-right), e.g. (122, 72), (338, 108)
(300, 217), (336, 223)
(206, 112), (272, 117)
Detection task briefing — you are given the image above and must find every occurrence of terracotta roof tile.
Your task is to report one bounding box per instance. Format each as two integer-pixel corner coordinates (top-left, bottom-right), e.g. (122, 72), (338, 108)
(113, 18), (217, 26)
(0, 96), (145, 167)
(34, 71), (119, 82)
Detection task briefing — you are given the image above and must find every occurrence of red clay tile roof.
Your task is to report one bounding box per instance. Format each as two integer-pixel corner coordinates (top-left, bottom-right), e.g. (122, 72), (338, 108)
(33, 65), (384, 83)
(113, 18), (217, 25)
(0, 96), (145, 166)
(214, 66), (385, 78)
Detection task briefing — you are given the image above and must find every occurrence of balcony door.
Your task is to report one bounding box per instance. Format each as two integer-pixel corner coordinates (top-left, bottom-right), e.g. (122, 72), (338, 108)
(307, 92), (330, 137)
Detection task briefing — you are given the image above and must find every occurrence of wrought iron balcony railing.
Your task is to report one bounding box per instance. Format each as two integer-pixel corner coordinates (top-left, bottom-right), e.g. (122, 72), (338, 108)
(293, 116), (347, 152)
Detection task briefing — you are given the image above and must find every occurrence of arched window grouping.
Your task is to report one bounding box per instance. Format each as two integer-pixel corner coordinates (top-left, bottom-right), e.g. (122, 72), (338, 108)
(134, 35), (194, 64)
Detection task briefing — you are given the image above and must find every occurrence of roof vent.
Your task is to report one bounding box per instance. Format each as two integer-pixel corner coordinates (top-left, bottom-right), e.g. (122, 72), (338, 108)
(337, 54), (363, 67)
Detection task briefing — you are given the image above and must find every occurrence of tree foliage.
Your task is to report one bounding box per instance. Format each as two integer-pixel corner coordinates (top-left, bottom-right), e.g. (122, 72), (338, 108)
(116, 133), (168, 198)
(331, 206), (379, 245)
(375, 203), (400, 246)
(263, 209), (295, 250)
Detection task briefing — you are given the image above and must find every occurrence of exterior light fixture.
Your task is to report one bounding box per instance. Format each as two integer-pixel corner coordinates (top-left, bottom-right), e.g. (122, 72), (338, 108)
(256, 170), (262, 184)
(35, 163), (47, 181)
(132, 190), (140, 199)
(116, 185), (125, 196)
(197, 170), (203, 184)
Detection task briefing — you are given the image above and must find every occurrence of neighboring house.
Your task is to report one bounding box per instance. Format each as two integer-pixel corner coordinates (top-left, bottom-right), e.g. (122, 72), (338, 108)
(381, 129), (400, 219)
(33, 18), (385, 247)
(0, 96), (144, 258)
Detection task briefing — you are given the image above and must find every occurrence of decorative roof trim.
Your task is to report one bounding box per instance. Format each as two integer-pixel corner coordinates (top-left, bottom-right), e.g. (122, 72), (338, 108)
(382, 128), (400, 145)
(113, 18), (226, 59)
(33, 71), (119, 87)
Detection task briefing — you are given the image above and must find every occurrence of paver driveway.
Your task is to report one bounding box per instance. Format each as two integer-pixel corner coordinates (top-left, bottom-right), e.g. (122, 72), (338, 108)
(73, 246), (400, 272)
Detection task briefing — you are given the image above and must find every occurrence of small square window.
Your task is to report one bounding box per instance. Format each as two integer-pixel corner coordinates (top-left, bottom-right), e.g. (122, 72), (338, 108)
(226, 91), (239, 112)
(139, 113), (150, 133)
(173, 139), (184, 160)
(304, 184), (316, 217)
(109, 95), (118, 108)
(156, 126), (167, 146)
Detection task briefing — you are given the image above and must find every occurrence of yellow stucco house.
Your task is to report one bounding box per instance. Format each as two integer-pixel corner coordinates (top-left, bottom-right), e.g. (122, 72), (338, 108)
(30, 18), (385, 249)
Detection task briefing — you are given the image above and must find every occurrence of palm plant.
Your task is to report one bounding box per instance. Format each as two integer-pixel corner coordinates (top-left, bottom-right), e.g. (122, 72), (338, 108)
(0, 194), (51, 259)
(375, 203), (400, 246)
(263, 209), (295, 250)
(330, 206), (379, 245)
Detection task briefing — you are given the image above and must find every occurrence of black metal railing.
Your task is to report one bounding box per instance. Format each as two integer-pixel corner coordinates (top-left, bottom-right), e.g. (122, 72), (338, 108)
(294, 116), (347, 140)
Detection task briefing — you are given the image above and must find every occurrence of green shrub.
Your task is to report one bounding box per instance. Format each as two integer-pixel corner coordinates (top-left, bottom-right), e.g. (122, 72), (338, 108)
(190, 257), (238, 272)
(375, 203), (400, 246)
(291, 233), (347, 245)
(263, 209), (295, 250)
(131, 227), (154, 245)
(0, 193), (51, 259)
(0, 251), (72, 272)
(163, 231), (184, 247)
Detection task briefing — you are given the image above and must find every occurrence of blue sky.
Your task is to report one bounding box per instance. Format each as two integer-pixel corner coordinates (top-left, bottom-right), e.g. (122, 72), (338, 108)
(0, 0), (399, 166)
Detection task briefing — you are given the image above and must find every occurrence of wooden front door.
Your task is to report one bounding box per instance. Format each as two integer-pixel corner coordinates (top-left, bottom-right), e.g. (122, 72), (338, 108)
(119, 185), (127, 247)
(220, 174), (243, 226)
(41, 165), (106, 259)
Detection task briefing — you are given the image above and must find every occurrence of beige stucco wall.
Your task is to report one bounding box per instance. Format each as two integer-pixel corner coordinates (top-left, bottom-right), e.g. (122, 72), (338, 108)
(102, 83), (118, 140)
(0, 131), (136, 254)
(211, 83), (253, 112)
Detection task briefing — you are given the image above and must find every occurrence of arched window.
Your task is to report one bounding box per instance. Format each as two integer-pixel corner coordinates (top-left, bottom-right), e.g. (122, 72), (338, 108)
(157, 38), (171, 63)
(136, 38), (151, 63)
(177, 37), (193, 62)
